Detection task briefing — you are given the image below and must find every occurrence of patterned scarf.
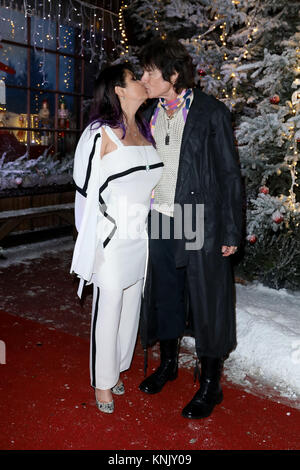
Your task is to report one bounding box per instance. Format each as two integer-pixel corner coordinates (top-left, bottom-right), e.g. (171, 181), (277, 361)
(150, 88), (192, 134)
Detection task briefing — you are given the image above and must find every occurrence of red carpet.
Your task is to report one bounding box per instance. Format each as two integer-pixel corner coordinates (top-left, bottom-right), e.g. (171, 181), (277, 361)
(0, 310), (299, 451)
(0, 246), (299, 451)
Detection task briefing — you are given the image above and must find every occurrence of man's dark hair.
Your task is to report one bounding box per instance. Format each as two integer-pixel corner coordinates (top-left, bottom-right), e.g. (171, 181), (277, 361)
(139, 37), (195, 94)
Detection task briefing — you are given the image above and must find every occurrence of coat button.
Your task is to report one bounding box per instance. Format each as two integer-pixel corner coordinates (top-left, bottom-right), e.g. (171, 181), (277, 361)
(190, 191), (194, 195)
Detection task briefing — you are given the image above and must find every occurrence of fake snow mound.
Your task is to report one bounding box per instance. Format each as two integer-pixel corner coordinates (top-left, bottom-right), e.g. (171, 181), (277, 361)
(182, 282), (300, 408)
(0, 236), (75, 268)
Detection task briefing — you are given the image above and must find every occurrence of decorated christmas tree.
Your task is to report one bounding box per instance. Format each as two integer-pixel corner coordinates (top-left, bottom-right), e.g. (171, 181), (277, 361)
(120, 0), (300, 289)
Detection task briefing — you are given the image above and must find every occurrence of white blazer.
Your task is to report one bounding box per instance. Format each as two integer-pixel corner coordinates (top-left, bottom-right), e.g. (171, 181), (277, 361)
(70, 124), (109, 297)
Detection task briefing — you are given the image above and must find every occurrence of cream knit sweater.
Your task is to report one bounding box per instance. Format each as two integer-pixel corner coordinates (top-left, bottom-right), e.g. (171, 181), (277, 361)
(153, 93), (193, 217)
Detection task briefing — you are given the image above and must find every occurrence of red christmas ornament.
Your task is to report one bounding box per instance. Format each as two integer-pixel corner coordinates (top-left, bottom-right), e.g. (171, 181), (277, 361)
(259, 185), (269, 195)
(247, 234), (257, 244)
(270, 94), (280, 104)
(272, 211), (284, 224)
(197, 68), (206, 77)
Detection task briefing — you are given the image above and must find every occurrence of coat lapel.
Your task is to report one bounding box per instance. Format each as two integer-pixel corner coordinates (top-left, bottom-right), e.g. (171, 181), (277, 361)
(175, 90), (207, 196)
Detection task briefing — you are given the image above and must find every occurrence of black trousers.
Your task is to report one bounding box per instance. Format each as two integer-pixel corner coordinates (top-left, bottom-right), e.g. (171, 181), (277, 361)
(149, 210), (186, 341)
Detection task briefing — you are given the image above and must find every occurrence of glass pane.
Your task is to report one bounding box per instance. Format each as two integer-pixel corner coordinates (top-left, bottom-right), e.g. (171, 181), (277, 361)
(31, 14), (56, 51)
(57, 94), (80, 158)
(84, 59), (98, 98)
(59, 24), (75, 54)
(31, 89), (55, 117)
(0, 44), (27, 87)
(59, 56), (74, 93)
(0, 6), (27, 42)
(0, 87), (27, 162)
(31, 50), (56, 91)
(0, 88), (28, 161)
(30, 91), (54, 147)
(4, 87), (27, 117)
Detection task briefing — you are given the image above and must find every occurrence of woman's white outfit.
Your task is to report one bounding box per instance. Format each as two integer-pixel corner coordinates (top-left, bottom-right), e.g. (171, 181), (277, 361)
(70, 123), (163, 389)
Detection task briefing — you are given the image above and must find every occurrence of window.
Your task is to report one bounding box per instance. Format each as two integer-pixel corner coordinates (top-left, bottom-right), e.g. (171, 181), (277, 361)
(0, 2), (120, 163)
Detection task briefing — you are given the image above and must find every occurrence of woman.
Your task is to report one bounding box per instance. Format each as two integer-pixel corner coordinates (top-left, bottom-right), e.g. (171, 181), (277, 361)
(70, 63), (163, 413)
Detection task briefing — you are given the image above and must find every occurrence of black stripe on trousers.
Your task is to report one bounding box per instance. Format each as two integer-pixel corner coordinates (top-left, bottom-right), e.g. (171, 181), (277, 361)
(91, 286), (100, 388)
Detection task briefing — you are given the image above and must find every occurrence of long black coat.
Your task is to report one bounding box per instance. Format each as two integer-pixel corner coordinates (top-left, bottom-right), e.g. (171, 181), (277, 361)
(140, 88), (243, 359)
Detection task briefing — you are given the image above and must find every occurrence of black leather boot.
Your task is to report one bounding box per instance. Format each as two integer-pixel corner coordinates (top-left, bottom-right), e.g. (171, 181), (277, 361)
(181, 356), (223, 419)
(139, 339), (179, 394)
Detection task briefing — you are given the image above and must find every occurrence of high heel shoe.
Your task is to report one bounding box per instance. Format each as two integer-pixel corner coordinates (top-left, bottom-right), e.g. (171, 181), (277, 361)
(95, 397), (114, 414)
(111, 381), (125, 395)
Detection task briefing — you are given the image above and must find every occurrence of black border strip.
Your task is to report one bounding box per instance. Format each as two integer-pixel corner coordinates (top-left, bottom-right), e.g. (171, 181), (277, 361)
(74, 133), (101, 198)
(98, 162), (164, 247)
(99, 162), (164, 196)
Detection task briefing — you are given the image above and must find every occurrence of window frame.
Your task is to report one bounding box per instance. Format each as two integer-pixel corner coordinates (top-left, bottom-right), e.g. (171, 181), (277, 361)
(0, 8), (118, 156)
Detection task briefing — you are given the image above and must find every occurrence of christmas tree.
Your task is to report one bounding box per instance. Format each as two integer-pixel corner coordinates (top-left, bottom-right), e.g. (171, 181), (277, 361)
(120, 0), (300, 289)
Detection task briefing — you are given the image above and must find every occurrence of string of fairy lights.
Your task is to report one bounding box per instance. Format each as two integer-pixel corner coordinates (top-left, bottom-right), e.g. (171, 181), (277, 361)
(118, 0), (129, 57)
(286, 57), (300, 214)
(0, 0), (120, 90)
(0, 0), (123, 144)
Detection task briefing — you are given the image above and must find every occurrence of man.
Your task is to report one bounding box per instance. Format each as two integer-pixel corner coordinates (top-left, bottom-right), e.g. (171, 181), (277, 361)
(138, 38), (243, 419)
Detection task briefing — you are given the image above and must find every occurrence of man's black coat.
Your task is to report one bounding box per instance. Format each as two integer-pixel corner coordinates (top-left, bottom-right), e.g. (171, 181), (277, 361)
(140, 88), (243, 360)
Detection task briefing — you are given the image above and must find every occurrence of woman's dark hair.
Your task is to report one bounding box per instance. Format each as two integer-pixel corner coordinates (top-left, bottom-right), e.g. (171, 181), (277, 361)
(89, 62), (154, 146)
(139, 38), (195, 94)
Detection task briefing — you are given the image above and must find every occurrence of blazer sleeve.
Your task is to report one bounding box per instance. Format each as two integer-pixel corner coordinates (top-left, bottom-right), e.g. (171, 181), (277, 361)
(74, 190), (86, 232)
(70, 125), (104, 288)
(211, 104), (243, 247)
(73, 125), (103, 231)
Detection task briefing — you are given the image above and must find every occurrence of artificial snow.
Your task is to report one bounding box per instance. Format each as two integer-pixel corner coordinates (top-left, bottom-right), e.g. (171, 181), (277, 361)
(182, 282), (300, 408)
(0, 236), (75, 268)
(1, 236), (300, 408)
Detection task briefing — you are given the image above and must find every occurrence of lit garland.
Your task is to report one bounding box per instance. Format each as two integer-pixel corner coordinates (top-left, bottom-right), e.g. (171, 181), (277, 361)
(119, 1), (129, 57)
(153, 0), (166, 40)
(285, 52), (300, 214)
(183, 0), (262, 106)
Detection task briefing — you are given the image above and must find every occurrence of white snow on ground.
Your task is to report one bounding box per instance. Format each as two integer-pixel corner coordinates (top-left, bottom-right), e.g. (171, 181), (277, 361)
(1, 236), (300, 408)
(182, 283), (300, 408)
(0, 236), (75, 268)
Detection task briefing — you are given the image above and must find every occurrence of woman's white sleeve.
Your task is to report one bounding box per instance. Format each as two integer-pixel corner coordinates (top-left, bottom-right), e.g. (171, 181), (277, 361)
(74, 190), (86, 232)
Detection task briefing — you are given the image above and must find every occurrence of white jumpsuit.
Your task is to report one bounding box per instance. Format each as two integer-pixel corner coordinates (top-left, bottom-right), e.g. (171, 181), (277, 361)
(71, 124), (163, 389)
